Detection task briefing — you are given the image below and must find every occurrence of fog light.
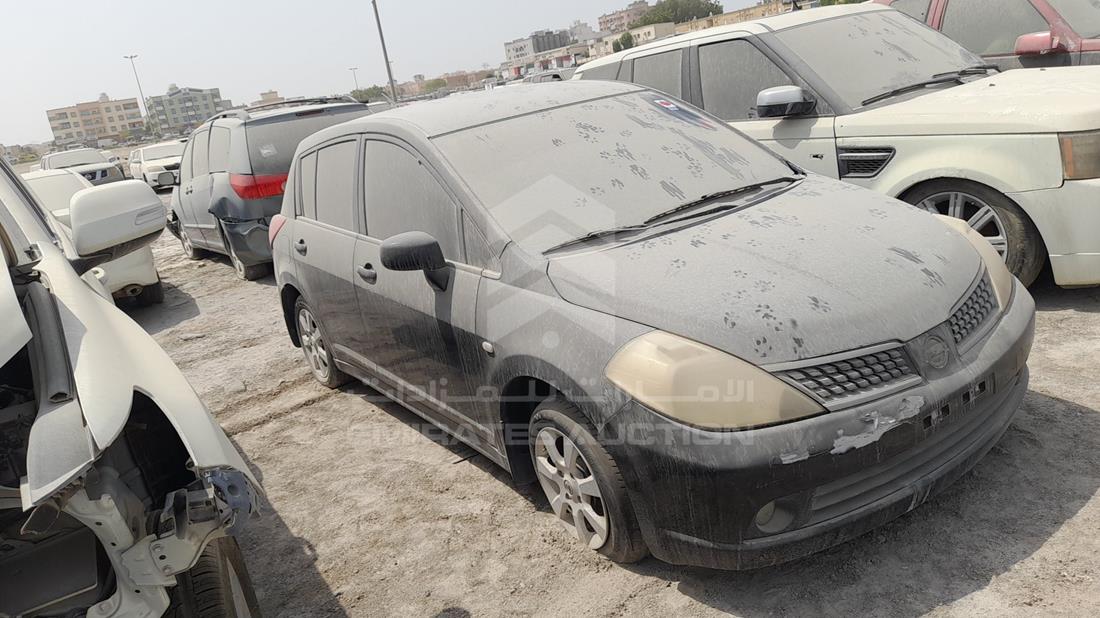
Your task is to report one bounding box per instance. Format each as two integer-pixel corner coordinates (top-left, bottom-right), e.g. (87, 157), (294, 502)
(754, 500), (795, 534)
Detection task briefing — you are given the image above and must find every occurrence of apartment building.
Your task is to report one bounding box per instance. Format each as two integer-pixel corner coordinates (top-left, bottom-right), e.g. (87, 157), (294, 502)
(147, 85), (233, 135)
(588, 22), (676, 59)
(598, 1), (652, 34)
(46, 93), (143, 146)
(674, 1), (815, 34)
(505, 29), (573, 63)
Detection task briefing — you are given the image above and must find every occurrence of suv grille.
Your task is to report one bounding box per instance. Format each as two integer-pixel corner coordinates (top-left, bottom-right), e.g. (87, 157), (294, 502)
(163, 162), (180, 171)
(780, 347), (916, 403)
(838, 148), (895, 179)
(948, 276), (996, 345)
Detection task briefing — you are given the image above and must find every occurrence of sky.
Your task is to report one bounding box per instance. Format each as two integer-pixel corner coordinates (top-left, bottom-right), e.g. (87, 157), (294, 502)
(0, 0), (758, 145)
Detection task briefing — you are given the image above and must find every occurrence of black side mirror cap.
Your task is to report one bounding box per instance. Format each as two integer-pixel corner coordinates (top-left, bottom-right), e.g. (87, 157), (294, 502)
(380, 231), (450, 291)
(756, 85), (817, 119)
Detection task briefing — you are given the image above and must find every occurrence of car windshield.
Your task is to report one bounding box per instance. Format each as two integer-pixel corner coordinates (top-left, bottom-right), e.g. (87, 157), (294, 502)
(43, 150), (108, 169)
(142, 142), (186, 160)
(1048, 0), (1100, 39)
(433, 91), (794, 254)
(774, 10), (984, 109)
(23, 174), (86, 214)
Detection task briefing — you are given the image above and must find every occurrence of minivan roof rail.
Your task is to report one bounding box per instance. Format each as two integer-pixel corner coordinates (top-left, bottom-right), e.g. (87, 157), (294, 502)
(244, 96), (360, 114)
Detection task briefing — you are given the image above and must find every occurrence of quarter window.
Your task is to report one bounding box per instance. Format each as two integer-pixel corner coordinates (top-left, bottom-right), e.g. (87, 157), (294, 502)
(298, 152), (317, 219)
(191, 130), (210, 177)
(180, 142), (193, 182)
(208, 126), (231, 173)
(942, 0), (1049, 56)
(698, 40), (795, 121)
(364, 141), (461, 260)
(631, 50), (682, 98)
(890, 0), (932, 21)
(314, 141), (358, 231)
(579, 63), (621, 81)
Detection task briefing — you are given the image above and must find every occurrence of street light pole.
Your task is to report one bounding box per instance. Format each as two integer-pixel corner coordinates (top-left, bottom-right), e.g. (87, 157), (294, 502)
(349, 67), (360, 92)
(123, 54), (156, 136)
(371, 0), (400, 103)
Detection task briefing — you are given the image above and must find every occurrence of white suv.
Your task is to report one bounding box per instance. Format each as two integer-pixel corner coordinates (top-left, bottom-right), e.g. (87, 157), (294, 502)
(0, 159), (260, 616)
(129, 140), (187, 189)
(576, 4), (1100, 287)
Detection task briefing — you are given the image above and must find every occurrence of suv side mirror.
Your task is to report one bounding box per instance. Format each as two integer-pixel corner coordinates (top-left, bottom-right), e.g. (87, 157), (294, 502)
(69, 180), (165, 273)
(380, 231), (450, 291)
(756, 85), (816, 118)
(1015, 31), (1065, 56)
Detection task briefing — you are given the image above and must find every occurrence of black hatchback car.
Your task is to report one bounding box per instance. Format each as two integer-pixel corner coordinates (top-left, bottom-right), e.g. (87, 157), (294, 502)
(167, 97), (373, 279)
(272, 82), (1033, 570)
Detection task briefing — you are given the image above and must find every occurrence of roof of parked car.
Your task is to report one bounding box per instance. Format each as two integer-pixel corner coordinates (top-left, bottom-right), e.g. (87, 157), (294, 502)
(578, 3), (890, 73)
(298, 80), (644, 150)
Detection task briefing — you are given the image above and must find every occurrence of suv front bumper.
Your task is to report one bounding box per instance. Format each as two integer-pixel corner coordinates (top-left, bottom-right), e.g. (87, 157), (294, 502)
(1009, 178), (1100, 286)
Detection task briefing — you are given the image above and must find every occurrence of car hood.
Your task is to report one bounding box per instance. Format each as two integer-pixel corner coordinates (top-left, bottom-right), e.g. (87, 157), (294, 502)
(62, 162), (114, 173)
(144, 156), (181, 167)
(839, 66), (1100, 137)
(546, 175), (982, 365)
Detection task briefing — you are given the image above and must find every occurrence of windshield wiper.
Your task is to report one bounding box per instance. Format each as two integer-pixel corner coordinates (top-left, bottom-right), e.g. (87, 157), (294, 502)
(542, 223), (650, 254)
(932, 64), (998, 79)
(861, 75), (964, 107)
(643, 177), (800, 226)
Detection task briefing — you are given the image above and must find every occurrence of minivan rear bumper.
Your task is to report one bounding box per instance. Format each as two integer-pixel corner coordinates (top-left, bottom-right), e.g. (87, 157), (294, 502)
(221, 219), (271, 265)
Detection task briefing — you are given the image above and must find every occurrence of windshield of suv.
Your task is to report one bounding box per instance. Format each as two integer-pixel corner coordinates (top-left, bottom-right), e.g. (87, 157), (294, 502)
(774, 10), (984, 110)
(1048, 0), (1100, 39)
(42, 150), (108, 169)
(434, 91), (795, 253)
(142, 142), (186, 161)
(246, 105), (372, 174)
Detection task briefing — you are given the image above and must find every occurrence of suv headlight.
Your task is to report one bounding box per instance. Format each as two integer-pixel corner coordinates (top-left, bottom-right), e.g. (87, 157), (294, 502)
(605, 331), (825, 430)
(1059, 130), (1100, 180)
(147, 165), (165, 173)
(935, 215), (1013, 307)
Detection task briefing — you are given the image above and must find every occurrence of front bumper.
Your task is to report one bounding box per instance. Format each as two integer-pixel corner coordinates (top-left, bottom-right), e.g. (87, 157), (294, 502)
(604, 280), (1035, 570)
(1009, 178), (1100, 286)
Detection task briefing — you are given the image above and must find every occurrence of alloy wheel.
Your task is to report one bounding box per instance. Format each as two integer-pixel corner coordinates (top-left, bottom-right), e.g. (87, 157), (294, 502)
(916, 191), (1008, 260)
(180, 230), (194, 256)
(533, 426), (609, 549)
(297, 307), (330, 381)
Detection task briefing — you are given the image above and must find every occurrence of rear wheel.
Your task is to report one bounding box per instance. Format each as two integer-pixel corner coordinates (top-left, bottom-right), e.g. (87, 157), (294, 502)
(135, 279), (165, 306)
(904, 179), (1046, 286)
(221, 228), (270, 281)
(294, 297), (350, 388)
(165, 537), (261, 618)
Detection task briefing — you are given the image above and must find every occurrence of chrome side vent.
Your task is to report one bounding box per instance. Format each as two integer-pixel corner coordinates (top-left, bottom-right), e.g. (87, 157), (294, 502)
(838, 148), (895, 179)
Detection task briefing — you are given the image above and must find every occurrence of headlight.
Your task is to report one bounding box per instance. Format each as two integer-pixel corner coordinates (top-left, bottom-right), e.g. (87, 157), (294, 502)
(605, 331), (825, 430)
(935, 215), (1013, 307)
(1059, 130), (1100, 180)
(147, 165), (165, 173)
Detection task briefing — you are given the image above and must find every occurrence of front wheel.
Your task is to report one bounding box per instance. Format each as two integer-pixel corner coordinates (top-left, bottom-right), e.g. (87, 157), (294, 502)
(166, 537), (261, 618)
(294, 298), (350, 388)
(179, 225), (206, 261)
(529, 398), (647, 563)
(904, 180), (1046, 286)
(135, 279), (165, 306)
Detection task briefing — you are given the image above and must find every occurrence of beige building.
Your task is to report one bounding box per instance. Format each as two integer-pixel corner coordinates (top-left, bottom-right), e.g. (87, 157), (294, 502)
(588, 22), (675, 59)
(675, 1), (791, 34)
(598, 1), (652, 34)
(250, 90), (285, 106)
(46, 93), (143, 147)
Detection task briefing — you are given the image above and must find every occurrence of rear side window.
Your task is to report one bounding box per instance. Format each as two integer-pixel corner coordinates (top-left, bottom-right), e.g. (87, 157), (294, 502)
(298, 152), (317, 219)
(942, 0), (1048, 55)
(208, 126), (231, 173)
(364, 140), (461, 260)
(890, 0), (932, 21)
(314, 141), (358, 231)
(191, 130), (210, 177)
(631, 50), (682, 98)
(699, 40), (794, 121)
(180, 142), (193, 181)
(578, 63), (621, 81)
(245, 106), (371, 175)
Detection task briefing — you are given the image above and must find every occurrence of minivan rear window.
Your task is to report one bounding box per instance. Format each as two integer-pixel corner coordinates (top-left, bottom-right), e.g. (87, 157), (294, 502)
(245, 105), (372, 174)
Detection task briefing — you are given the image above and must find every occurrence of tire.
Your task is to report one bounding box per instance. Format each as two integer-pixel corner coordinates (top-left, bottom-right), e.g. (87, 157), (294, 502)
(179, 225), (206, 261)
(135, 280), (165, 306)
(529, 397), (647, 564)
(294, 297), (350, 388)
(222, 229), (270, 281)
(166, 537), (261, 618)
(904, 179), (1047, 287)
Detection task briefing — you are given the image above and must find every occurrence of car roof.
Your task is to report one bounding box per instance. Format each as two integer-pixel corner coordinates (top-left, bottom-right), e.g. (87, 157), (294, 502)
(298, 80), (645, 151)
(578, 3), (891, 73)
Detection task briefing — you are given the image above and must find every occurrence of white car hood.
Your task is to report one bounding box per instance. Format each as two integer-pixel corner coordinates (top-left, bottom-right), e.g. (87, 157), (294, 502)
(143, 156), (181, 168)
(838, 66), (1100, 137)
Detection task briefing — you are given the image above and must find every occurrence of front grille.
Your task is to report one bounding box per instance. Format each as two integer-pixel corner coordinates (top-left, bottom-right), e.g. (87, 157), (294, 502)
(838, 148), (895, 178)
(780, 347), (916, 403)
(948, 276), (996, 345)
(82, 171), (100, 181)
(163, 162), (180, 171)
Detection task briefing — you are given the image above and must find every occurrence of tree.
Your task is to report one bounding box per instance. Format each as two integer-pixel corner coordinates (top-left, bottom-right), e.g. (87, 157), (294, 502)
(632, 0), (723, 27)
(618, 31), (636, 51)
(612, 40), (623, 53)
(351, 85), (387, 102)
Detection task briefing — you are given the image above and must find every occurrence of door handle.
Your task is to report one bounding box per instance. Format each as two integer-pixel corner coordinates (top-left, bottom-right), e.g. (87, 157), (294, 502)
(294, 239), (308, 255)
(357, 263), (377, 284)
(184, 187), (193, 195)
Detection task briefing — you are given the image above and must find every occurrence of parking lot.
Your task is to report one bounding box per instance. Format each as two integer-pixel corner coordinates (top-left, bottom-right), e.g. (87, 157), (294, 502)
(123, 191), (1100, 617)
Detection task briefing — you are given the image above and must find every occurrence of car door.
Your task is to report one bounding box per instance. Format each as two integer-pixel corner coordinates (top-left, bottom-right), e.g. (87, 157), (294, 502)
(175, 139), (204, 239)
(184, 128), (220, 247)
(351, 137), (493, 448)
(290, 139), (363, 356)
(692, 37), (838, 177)
(938, 0), (1070, 69)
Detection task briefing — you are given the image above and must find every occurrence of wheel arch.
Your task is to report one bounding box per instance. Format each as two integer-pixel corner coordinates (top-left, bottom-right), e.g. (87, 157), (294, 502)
(280, 283), (303, 347)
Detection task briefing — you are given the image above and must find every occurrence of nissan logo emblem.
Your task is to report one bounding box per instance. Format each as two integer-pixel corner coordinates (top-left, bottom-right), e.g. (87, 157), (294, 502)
(926, 336), (949, 370)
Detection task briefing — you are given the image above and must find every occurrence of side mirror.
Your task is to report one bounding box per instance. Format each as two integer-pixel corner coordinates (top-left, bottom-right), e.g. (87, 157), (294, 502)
(69, 180), (165, 273)
(1015, 31), (1065, 56)
(380, 231), (450, 291)
(756, 85), (816, 118)
(157, 171), (177, 186)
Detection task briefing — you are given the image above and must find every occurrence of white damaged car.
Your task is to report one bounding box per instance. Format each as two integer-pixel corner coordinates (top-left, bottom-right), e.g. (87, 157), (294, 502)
(0, 159), (260, 616)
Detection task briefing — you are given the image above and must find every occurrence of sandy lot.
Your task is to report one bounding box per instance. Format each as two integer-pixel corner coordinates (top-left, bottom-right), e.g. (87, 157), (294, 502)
(127, 207), (1100, 617)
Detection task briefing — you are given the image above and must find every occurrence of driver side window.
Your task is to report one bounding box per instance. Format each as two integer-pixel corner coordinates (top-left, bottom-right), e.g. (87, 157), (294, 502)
(698, 39), (795, 121)
(180, 142), (193, 183)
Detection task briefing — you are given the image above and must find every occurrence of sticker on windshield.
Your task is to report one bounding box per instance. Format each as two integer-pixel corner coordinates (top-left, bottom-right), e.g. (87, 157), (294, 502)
(258, 144), (278, 158)
(647, 94), (717, 131)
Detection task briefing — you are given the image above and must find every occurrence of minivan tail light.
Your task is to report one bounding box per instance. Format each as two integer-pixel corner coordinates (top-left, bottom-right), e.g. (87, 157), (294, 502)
(230, 173), (288, 200)
(268, 214), (288, 248)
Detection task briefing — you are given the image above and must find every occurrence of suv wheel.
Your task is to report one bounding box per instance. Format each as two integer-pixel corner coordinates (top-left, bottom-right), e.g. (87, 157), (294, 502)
(166, 537), (261, 618)
(294, 298), (349, 388)
(179, 226), (205, 261)
(529, 397), (647, 563)
(905, 180), (1046, 286)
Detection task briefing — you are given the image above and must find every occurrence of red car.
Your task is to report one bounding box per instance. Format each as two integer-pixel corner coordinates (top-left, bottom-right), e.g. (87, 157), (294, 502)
(875, 0), (1100, 69)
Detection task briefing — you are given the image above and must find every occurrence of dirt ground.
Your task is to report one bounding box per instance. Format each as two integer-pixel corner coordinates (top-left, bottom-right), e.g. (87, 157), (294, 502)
(127, 202), (1100, 617)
